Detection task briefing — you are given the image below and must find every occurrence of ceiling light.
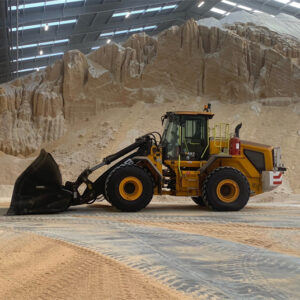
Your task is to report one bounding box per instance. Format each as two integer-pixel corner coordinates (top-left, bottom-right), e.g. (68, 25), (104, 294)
(10, 0), (83, 11)
(198, 1), (205, 8)
(113, 4), (177, 17)
(13, 66), (46, 74)
(129, 27), (144, 32)
(107, 39), (111, 44)
(112, 12), (128, 17)
(289, 1), (300, 8)
(44, 24), (49, 31)
(39, 50), (43, 55)
(115, 30), (129, 35)
(91, 46), (100, 50)
(131, 9), (145, 14)
(144, 25), (157, 30)
(12, 52), (64, 62)
(41, 39), (68, 46)
(14, 68), (36, 73)
(100, 32), (114, 37)
(11, 19), (76, 32)
(146, 7), (162, 13)
(273, 0), (290, 3)
(254, 10), (263, 13)
(221, 0), (237, 6)
(162, 4), (177, 10)
(11, 39), (69, 50)
(210, 7), (227, 14)
(237, 4), (252, 11)
(100, 25), (157, 39)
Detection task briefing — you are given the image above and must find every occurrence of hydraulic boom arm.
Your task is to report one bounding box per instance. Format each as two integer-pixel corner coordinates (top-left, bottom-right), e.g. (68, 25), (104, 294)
(69, 134), (154, 205)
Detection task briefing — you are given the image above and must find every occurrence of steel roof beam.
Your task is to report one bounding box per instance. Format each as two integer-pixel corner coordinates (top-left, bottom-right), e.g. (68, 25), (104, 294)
(8, 33), (156, 60)
(222, 0), (300, 17)
(189, 0), (300, 19)
(187, 0), (221, 19)
(228, 0), (287, 15)
(0, 0), (11, 83)
(10, 11), (186, 45)
(4, 31), (161, 73)
(8, 0), (190, 27)
(6, 37), (135, 71)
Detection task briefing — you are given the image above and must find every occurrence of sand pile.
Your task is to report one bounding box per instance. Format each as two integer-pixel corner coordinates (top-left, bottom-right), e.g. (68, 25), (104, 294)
(198, 11), (300, 40)
(0, 16), (299, 156)
(0, 15), (299, 193)
(0, 98), (296, 193)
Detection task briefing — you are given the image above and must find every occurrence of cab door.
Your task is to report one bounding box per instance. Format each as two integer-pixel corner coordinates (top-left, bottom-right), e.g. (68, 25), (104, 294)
(180, 116), (209, 161)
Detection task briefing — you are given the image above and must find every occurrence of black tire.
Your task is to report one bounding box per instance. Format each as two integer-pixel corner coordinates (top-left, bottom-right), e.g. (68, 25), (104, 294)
(103, 186), (110, 203)
(104, 193), (110, 203)
(191, 196), (206, 207)
(202, 167), (250, 211)
(105, 165), (154, 212)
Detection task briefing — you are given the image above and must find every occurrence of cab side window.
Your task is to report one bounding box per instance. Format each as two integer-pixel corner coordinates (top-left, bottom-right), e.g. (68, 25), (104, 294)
(182, 117), (207, 159)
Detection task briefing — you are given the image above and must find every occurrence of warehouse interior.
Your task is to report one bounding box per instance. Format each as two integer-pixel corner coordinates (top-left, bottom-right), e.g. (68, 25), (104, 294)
(1, 0), (300, 82)
(0, 1), (300, 299)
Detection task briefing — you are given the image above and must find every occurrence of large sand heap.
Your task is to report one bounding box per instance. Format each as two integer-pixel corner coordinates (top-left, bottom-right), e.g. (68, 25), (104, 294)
(0, 13), (299, 192)
(198, 11), (300, 40)
(1, 15), (300, 156)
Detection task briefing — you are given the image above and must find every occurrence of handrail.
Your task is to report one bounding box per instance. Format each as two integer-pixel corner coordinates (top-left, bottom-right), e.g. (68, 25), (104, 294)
(210, 123), (230, 154)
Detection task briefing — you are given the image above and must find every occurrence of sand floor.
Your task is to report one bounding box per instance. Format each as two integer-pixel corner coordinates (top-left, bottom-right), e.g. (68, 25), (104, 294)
(1, 193), (300, 299)
(0, 228), (189, 300)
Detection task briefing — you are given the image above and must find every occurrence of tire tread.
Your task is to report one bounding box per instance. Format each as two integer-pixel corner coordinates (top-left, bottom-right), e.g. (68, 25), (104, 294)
(202, 167), (250, 211)
(105, 163), (154, 212)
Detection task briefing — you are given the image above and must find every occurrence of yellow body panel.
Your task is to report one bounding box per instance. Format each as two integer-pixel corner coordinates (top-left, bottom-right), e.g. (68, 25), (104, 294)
(207, 156), (262, 195)
(209, 139), (230, 155)
(147, 146), (163, 174)
(163, 160), (201, 196)
(164, 160), (207, 169)
(240, 140), (273, 171)
(145, 146), (163, 195)
(146, 140), (274, 198)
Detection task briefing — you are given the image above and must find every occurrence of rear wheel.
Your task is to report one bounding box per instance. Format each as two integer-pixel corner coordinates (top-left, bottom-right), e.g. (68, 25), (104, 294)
(191, 196), (206, 207)
(202, 167), (250, 211)
(105, 165), (154, 212)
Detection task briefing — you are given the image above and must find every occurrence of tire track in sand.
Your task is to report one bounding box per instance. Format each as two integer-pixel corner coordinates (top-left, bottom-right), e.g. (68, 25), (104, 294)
(0, 229), (191, 300)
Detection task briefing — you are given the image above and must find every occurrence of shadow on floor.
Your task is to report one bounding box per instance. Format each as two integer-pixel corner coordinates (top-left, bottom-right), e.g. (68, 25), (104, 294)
(0, 208), (8, 215)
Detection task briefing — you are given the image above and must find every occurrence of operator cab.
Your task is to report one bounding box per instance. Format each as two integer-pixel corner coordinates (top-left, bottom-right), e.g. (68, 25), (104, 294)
(161, 111), (214, 161)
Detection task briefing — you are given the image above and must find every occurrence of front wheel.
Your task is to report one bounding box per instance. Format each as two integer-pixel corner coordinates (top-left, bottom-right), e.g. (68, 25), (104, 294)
(105, 165), (154, 212)
(202, 167), (250, 211)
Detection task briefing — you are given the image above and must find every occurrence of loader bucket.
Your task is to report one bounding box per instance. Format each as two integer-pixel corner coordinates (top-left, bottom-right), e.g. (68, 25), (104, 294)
(7, 149), (72, 215)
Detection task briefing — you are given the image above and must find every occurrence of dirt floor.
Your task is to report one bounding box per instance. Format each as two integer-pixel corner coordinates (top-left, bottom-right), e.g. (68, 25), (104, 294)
(0, 227), (190, 300)
(116, 218), (300, 257)
(1, 193), (300, 299)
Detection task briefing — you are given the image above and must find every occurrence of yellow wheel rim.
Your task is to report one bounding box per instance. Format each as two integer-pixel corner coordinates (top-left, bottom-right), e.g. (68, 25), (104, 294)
(119, 176), (143, 201)
(216, 179), (240, 203)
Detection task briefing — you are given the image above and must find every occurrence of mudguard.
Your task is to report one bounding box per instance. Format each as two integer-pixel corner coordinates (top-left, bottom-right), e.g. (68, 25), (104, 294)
(7, 149), (72, 215)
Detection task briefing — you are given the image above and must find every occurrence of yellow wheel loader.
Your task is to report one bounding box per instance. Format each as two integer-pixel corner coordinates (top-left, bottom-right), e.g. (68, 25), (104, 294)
(8, 105), (286, 215)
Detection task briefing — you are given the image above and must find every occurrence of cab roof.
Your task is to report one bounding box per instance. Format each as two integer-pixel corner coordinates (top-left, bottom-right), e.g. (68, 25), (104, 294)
(167, 111), (214, 119)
